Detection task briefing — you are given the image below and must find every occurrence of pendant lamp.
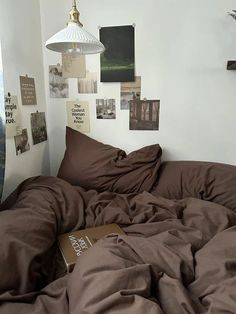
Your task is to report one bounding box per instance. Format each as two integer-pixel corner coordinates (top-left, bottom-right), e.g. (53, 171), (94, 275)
(45, 0), (105, 54)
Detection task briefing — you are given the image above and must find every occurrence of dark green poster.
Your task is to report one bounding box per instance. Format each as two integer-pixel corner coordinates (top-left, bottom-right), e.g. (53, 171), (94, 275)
(100, 25), (135, 82)
(0, 43), (6, 202)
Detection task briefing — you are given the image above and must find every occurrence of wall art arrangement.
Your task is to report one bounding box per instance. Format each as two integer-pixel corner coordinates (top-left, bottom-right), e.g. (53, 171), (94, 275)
(30, 112), (47, 145)
(129, 99), (160, 130)
(96, 99), (116, 119)
(100, 25), (135, 82)
(78, 72), (98, 94)
(20, 75), (37, 105)
(4, 72), (48, 157)
(49, 64), (69, 98)
(120, 76), (141, 110)
(5, 94), (21, 138)
(66, 100), (90, 133)
(14, 128), (30, 155)
(62, 53), (86, 79)
(0, 42), (5, 201)
(49, 24), (160, 133)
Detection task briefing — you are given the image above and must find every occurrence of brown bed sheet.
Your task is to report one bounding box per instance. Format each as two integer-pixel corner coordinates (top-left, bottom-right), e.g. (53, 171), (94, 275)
(0, 176), (236, 313)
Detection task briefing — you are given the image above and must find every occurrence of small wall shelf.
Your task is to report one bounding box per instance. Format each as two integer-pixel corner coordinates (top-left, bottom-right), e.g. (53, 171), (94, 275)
(227, 61), (236, 70)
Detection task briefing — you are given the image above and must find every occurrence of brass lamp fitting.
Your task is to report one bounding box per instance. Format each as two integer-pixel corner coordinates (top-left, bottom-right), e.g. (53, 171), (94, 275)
(69, 0), (83, 26)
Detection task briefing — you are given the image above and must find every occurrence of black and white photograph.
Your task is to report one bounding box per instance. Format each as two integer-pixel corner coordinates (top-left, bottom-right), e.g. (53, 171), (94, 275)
(14, 128), (30, 155)
(120, 76), (141, 110)
(96, 98), (116, 119)
(78, 72), (97, 94)
(100, 25), (135, 82)
(49, 65), (69, 98)
(129, 99), (160, 130)
(30, 111), (47, 145)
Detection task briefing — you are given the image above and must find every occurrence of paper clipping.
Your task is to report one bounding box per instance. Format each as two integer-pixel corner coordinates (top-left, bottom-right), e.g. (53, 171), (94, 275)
(62, 53), (86, 78)
(30, 112), (47, 145)
(96, 99), (116, 119)
(4, 94), (21, 138)
(14, 128), (30, 155)
(67, 101), (90, 133)
(49, 65), (69, 98)
(20, 75), (37, 105)
(129, 99), (160, 130)
(78, 72), (97, 94)
(120, 76), (141, 110)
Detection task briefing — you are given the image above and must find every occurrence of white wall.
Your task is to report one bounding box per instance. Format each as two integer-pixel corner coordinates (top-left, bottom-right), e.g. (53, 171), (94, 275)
(40, 0), (236, 176)
(0, 0), (50, 199)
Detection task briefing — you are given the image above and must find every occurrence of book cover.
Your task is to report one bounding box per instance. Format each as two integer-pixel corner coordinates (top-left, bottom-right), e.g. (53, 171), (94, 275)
(58, 224), (125, 272)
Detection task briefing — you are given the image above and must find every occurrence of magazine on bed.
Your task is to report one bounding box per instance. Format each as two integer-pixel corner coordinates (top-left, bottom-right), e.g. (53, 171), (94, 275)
(58, 224), (125, 272)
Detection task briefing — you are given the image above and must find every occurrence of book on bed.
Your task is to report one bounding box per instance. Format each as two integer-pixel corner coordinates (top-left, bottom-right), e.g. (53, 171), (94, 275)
(58, 224), (125, 273)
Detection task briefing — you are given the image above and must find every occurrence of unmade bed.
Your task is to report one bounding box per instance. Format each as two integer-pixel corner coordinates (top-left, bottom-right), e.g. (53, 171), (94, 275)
(0, 127), (236, 314)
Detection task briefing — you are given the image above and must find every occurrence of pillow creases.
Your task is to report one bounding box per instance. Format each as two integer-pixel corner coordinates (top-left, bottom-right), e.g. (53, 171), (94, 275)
(57, 127), (162, 193)
(151, 160), (236, 212)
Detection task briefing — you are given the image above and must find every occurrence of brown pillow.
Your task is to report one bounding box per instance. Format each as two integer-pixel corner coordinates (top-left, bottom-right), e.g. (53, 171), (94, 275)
(151, 161), (236, 212)
(57, 127), (162, 193)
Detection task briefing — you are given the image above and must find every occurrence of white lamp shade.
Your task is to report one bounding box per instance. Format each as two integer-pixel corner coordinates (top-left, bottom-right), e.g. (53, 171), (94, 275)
(46, 22), (105, 54)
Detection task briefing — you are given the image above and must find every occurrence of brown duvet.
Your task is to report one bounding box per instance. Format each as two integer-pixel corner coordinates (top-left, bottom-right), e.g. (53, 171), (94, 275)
(0, 175), (236, 314)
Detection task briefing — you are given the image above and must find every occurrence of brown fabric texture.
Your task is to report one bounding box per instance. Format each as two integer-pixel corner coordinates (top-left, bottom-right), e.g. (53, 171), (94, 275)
(57, 127), (162, 193)
(151, 160), (236, 212)
(1, 176), (236, 313)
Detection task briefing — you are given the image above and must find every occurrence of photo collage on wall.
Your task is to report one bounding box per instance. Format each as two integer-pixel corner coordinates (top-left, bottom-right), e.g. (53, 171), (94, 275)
(4, 73), (48, 157)
(50, 24), (160, 133)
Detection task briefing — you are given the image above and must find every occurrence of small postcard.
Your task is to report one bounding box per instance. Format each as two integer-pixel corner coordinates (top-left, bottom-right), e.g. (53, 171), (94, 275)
(62, 53), (86, 78)
(67, 100), (90, 133)
(96, 98), (116, 119)
(49, 65), (69, 98)
(20, 75), (37, 105)
(129, 99), (160, 130)
(14, 128), (30, 155)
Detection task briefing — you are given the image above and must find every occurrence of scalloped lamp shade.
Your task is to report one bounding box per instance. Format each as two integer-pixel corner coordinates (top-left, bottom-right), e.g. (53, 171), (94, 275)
(46, 22), (105, 54)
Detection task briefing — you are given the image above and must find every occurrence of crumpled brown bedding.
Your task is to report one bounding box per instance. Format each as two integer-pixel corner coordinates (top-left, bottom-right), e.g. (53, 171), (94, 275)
(1, 175), (236, 314)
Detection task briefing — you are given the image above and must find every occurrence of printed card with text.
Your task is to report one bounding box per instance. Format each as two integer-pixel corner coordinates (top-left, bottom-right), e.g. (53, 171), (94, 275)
(66, 100), (90, 133)
(5, 94), (21, 138)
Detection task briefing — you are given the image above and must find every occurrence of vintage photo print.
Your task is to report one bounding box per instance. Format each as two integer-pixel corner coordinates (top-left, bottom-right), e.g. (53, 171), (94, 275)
(129, 99), (160, 130)
(78, 72), (97, 94)
(100, 25), (135, 82)
(14, 128), (30, 155)
(62, 53), (86, 78)
(30, 112), (47, 145)
(96, 99), (116, 119)
(120, 76), (141, 110)
(49, 65), (69, 98)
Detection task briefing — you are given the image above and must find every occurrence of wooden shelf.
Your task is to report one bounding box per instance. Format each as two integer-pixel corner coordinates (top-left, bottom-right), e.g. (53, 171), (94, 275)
(227, 61), (236, 70)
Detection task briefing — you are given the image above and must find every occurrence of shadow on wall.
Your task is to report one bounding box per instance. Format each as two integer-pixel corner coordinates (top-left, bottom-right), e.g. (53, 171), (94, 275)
(49, 127), (67, 176)
(2, 142), (51, 202)
(41, 140), (51, 176)
(2, 174), (26, 202)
